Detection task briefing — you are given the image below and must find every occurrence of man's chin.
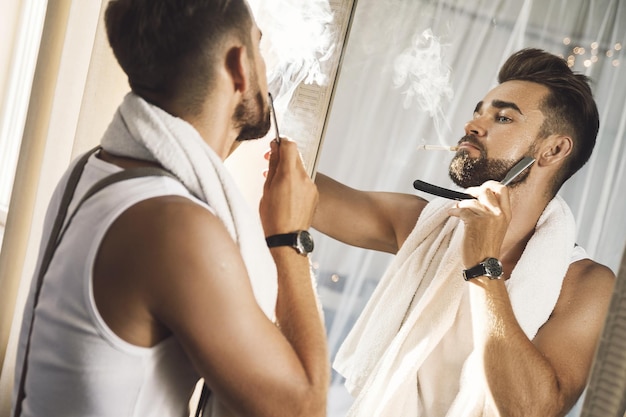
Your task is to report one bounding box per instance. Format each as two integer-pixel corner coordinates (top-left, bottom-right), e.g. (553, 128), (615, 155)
(449, 175), (481, 189)
(448, 155), (481, 188)
(236, 124), (271, 142)
(449, 155), (523, 188)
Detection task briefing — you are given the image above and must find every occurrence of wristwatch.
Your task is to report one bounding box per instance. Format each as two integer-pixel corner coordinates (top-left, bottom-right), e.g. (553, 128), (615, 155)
(265, 230), (314, 255)
(463, 257), (503, 281)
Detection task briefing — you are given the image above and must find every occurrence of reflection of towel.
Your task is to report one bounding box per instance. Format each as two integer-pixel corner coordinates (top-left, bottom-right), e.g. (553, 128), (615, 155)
(100, 92), (278, 319)
(334, 196), (575, 416)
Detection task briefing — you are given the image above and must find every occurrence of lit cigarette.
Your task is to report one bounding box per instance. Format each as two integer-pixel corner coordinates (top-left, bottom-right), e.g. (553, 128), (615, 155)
(416, 145), (458, 151)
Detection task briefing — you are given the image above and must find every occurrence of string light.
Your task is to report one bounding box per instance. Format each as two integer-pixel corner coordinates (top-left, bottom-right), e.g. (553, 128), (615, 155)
(563, 37), (622, 68)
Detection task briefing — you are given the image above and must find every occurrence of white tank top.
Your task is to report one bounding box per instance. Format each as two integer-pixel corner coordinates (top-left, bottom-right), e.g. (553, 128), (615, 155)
(14, 155), (202, 417)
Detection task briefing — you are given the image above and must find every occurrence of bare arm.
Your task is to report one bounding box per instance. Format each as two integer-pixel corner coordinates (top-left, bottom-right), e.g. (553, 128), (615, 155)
(465, 261), (613, 416)
(449, 182), (615, 416)
(312, 172), (428, 253)
(94, 140), (328, 417)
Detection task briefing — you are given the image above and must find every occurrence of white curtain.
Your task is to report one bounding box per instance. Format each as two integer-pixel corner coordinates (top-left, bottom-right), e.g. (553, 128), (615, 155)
(311, 0), (626, 415)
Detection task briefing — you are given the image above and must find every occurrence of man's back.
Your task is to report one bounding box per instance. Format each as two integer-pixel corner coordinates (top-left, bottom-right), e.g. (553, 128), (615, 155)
(15, 156), (200, 416)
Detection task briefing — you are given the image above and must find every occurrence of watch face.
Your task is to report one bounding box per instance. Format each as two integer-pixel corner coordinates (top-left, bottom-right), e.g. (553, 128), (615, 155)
(297, 230), (315, 254)
(484, 257), (503, 278)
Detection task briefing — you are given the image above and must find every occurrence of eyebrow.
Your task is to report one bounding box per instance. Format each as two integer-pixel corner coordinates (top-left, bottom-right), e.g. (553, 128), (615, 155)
(474, 99), (524, 115)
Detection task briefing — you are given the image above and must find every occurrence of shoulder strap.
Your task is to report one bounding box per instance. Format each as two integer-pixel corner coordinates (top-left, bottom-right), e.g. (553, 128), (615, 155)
(13, 147), (177, 416)
(55, 166), (178, 246)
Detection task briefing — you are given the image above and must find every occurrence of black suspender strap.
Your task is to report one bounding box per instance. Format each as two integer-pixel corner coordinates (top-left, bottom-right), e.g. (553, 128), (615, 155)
(13, 146), (179, 416)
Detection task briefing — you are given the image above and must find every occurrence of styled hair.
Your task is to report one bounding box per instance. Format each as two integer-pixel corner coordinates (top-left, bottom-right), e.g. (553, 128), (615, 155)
(105, 0), (252, 114)
(498, 48), (599, 192)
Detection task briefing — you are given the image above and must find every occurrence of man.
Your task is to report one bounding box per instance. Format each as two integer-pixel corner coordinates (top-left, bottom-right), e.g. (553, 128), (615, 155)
(12, 1), (328, 416)
(313, 48), (614, 416)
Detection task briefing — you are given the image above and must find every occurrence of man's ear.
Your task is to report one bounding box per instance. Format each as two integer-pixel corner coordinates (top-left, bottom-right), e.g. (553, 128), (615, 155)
(225, 45), (249, 93)
(537, 134), (573, 167)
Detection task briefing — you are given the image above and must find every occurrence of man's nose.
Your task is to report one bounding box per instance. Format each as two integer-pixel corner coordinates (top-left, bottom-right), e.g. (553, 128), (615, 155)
(464, 118), (486, 136)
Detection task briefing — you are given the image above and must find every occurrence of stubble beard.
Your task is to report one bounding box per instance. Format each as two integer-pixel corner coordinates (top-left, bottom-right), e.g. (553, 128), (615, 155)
(234, 80), (271, 142)
(448, 152), (515, 188)
(448, 138), (533, 188)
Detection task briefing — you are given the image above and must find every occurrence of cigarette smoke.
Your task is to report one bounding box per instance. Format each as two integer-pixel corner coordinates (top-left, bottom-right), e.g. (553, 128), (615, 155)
(392, 28), (454, 140)
(248, 0), (335, 111)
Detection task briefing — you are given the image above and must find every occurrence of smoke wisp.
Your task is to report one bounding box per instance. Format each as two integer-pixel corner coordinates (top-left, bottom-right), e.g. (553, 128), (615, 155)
(393, 29), (454, 141)
(248, 0), (335, 111)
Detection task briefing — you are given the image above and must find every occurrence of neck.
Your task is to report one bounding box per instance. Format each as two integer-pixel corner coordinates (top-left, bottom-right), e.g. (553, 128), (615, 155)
(499, 181), (553, 273)
(187, 105), (239, 160)
(156, 92), (240, 161)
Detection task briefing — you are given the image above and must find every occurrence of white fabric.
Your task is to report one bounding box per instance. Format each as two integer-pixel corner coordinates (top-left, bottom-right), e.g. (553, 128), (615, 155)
(100, 92), (278, 320)
(415, 287), (473, 416)
(571, 244), (589, 263)
(13, 156), (202, 417)
(334, 195), (576, 416)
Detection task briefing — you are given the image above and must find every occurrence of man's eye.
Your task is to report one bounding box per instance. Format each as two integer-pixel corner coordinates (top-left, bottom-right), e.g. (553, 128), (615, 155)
(496, 115), (512, 123)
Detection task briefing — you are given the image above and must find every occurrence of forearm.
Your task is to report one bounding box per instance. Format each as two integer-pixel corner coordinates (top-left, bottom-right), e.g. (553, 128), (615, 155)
(313, 173), (424, 252)
(312, 173), (369, 244)
(470, 281), (565, 416)
(271, 247), (329, 416)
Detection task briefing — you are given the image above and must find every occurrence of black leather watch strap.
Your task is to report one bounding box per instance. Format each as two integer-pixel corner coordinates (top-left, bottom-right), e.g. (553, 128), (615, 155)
(463, 257), (503, 281)
(265, 230), (314, 255)
(463, 263), (488, 280)
(265, 233), (296, 248)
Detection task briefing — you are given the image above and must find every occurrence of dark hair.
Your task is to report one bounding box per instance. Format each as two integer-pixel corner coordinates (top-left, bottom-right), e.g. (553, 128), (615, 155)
(498, 48), (599, 192)
(105, 0), (253, 115)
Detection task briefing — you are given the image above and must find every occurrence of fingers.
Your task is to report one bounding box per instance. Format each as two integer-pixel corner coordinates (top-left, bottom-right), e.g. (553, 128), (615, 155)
(259, 137), (317, 235)
(449, 181), (509, 219)
(263, 137), (308, 195)
(263, 140), (279, 189)
(448, 181), (511, 268)
(264, 137), (304, 175)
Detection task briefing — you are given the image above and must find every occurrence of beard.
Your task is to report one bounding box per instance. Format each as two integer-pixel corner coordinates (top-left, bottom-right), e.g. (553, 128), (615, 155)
(234, 84), (271, 142)
(448, 136), (533, 188)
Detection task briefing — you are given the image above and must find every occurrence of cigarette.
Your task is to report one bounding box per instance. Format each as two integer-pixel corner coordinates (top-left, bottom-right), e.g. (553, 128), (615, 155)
(416, 145), (458, 151)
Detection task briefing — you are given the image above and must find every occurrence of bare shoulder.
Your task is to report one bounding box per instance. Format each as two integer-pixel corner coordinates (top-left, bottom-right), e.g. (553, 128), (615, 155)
(103, 194), (230, 265)
(94, 194), (248, 346)
(104, 193), (248, 294)
(96, 193), (232, 281)
(557, 258), (615, 313)
(130, 194), (224, 239)
(531, 258), (615, 408)
(549, 258), (615, 336)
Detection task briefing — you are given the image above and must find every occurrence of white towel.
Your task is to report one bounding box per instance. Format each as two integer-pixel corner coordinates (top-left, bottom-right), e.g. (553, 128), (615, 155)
(100, 92), (278, 319)
(334, 195), (575, 416)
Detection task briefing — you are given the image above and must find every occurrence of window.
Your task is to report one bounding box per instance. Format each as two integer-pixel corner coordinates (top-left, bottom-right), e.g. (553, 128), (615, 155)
(0, 1), (47, 229)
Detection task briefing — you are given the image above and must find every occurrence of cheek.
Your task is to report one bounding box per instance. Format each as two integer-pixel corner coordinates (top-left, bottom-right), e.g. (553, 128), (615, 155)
(488, 128), (535, 157)
(256, 53), (268, 84)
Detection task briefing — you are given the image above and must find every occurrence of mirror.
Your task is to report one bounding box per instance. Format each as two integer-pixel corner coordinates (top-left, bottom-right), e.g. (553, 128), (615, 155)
(226, 0), (357, 206)
(310, 0), (626, 415)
